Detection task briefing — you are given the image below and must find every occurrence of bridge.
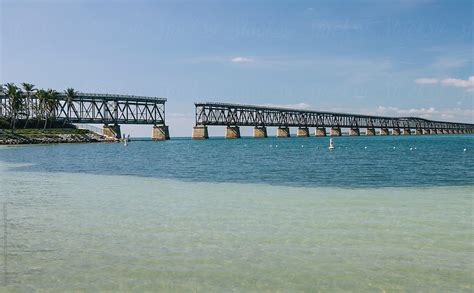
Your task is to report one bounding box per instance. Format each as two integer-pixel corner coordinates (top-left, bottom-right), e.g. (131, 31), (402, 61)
(192, 102), (474, 138)
(0, 93), (170, 140)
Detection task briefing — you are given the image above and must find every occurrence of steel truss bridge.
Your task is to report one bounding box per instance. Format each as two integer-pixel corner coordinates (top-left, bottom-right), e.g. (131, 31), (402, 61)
(195, 102), (474, 131)
(0, 93), (167, 125)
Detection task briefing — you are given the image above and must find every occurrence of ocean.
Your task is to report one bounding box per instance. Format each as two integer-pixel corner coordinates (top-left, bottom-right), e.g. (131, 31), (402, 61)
(0, 135), (473, 291)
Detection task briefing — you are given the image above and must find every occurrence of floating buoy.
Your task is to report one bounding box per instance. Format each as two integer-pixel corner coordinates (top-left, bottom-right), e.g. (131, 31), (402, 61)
(393, 147), (396, 150)
(463, 148), (467, 152)
(329, 138), (335, 150)
(301, 145), (304, 148)
(410, 147), (413, 151)
(364, 146), (367, 149)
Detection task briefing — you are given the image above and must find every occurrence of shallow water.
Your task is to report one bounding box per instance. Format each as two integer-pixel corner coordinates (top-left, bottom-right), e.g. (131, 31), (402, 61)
(0, 135), (473, 291)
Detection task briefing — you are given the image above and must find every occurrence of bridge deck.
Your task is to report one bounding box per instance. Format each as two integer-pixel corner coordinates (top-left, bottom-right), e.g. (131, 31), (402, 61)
(0, 93), (167, 125)
(195, 102), (473, 130)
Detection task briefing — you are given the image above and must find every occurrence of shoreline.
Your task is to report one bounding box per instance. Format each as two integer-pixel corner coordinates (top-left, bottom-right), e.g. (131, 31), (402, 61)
(0, 128), (115, 145)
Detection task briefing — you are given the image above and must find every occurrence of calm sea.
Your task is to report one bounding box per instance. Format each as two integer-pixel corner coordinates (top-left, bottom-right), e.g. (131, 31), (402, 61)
(0, 135), (473, 291)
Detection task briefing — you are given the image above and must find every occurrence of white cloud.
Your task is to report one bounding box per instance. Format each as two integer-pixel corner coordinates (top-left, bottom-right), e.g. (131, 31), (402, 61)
(260, 103), (311, 110)
(231, 56), (254, 63)
(373, 106), (473, 122)
(375, 106), (438, 116)
(414, 78), (438, 84)
(441, 76), (474, 88)
(414, 76), (474, 92)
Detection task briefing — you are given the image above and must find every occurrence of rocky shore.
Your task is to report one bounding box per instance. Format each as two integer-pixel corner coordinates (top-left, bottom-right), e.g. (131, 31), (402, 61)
(0, 128), (115, 145)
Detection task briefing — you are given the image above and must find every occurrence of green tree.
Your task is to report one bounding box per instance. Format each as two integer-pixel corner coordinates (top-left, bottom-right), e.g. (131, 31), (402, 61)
(45, 89), (59, 129)
(5, 83), (22, 130)
(64, 88), (77, 124)
(21, 83), (36, 128)
(36, 89), (48, 129)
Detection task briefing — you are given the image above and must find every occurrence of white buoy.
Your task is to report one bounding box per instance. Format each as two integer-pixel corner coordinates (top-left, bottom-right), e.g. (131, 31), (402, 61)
(364, 146), (367, 149)
(393, 147), (396, 150)
(463, 148), (467, 152)
(301, 145), (304, 148)
(329, 138), (335, 150)
(410, 147), (413, 151)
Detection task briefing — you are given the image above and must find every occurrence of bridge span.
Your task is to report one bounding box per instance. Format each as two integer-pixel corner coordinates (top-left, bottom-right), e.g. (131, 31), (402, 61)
(0, 93), (170, 140)
(192, 102), (474, 139)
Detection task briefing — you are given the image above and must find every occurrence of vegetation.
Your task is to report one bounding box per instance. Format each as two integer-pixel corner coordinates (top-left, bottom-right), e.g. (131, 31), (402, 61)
(0, 82), (77, 131)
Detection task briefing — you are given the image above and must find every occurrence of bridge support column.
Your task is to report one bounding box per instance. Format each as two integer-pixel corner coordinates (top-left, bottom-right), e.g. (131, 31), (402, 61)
(103, 124), (121, 139)
(192, 125), (209, 139)
(365, 128), (376, 136)
(402, 128), (411, 135)
(225, 126), (241, 139)
(448, 129), (454, 134)
(392, 128), (401, 135)
(315, 127), (326, 137)
(330, 127), (341, 136)
(379, 128), (389, 135)
(414, 129), (422, 135)
(429, 129), (436, 134)
(297, 127), (309, 137)
(423, 129), (431, 134)
(253, 126), (267, 138)
(277, 127), (290, 138)
(349, 128), (360, 136)
(442, 129), (449, 134)
(152, 125), (170, 141)
(436, 129), (443, 134)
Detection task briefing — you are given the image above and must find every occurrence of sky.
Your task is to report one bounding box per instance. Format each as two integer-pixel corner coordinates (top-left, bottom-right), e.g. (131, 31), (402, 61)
(1, 0), (473, 137)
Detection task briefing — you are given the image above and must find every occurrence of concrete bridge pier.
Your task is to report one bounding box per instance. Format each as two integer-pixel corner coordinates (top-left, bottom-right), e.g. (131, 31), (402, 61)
(379, 128), (389, 135)
(402, 128), (411, 135)
(315, 127), (326, 137)
(414, 129), (423, 135)
(365, 128), (376, 135)
(448, 129), (454, 134)
(277, 127), (290, 138)
(423, 129), (431, 134)
(349, 128), (360, 136)
(429, 129), (436, 134)
(192, 125), (209, 139)
(436, 129), (443, 134)
(253, 126), (267, 138)
(297, 127), (310, 137)
(330, 127), (342, 136)
(103, 124), (121, 139)
(225, 126), (241, 138)
(152, 125), (170, 140)
(392, 128), (401, 135)
(442, 129), (449, 134)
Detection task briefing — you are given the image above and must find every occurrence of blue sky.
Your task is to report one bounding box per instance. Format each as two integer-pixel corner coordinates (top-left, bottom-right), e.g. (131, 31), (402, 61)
(1, 0), (472, 136)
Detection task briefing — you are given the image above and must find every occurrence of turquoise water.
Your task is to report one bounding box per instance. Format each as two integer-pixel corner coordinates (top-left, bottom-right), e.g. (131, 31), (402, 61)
(0, 135), (473, 291)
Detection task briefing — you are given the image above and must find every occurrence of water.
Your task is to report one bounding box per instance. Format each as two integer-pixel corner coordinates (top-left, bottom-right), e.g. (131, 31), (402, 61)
(0, 135), (473, 291)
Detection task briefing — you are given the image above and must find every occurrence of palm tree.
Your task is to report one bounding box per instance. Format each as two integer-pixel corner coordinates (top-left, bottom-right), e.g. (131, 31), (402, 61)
(5, 83), (22, 130)
(21, 83), (36, 128)
(36, 89), (48, 128)
(45, 89), (59, 129)
(64, 88), (77, 124)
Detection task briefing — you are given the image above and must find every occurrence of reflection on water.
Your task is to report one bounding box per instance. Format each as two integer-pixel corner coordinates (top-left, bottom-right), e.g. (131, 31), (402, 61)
(0, 162), (472, 291)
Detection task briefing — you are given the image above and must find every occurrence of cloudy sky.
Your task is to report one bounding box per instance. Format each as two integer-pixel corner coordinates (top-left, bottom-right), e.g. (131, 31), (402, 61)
(1, 0), (472, 136)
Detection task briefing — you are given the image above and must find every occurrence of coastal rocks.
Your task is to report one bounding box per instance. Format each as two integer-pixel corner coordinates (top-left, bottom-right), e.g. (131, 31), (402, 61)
(0, 130), (114, 145)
